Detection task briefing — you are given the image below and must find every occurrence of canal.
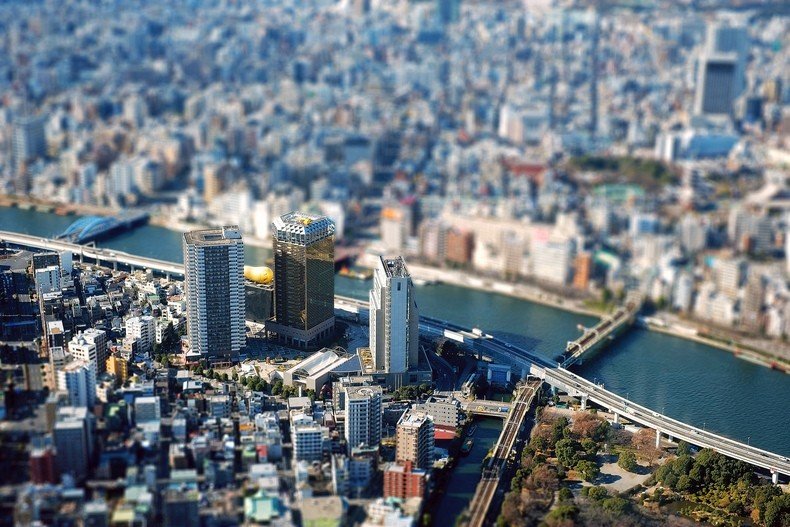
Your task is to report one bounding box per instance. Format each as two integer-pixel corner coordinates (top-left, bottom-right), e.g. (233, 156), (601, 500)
(434, 418), (503, 524)
(2, 206), (790, 459)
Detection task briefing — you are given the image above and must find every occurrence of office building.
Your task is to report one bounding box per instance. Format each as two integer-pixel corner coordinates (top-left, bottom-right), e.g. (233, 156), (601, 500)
(29, 447), (57, 485)
(183, 226), (246, 363)
(53, 406), (94, 482)
(12, 115), (47, 174)
(344, 385), (382, 453)
(134, 396), (161, 424)
(380, 205), (411, 253)
(57, 360), (96, 408)
(414, 394), (462, 428)
(244, 266), (274, 323)
(163, 488), (199, 527)
(369, 257), (419, 377)
(395, 411), (434, 470)
(34, 265), (61, 294)
(269, 212), (335, 348)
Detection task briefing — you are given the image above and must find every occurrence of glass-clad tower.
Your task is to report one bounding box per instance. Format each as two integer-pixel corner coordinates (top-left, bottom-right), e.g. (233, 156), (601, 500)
(269, 212), (335, 348)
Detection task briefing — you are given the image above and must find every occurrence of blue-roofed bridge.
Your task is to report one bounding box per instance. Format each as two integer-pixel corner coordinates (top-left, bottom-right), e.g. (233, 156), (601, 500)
(56, 211), (149, 244)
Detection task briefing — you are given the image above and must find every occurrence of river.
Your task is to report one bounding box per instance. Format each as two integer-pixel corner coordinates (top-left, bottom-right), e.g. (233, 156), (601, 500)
(2, 205), (789, 459)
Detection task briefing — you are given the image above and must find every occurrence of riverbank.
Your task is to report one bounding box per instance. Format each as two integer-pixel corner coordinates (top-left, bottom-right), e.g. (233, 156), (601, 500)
(642, 319), (790, 375)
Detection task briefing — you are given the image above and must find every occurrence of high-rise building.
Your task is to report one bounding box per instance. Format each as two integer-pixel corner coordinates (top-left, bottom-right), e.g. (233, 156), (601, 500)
(53, 406), (94, 482)
(125, 315), (156, 355)
(291, 414), (325, 462)
(369, 257), (419, 378)
(56, 360), (96, 408)
(380, 205), (410, 253)
(12, 115), (47, 174)
(29, 447), (57, 485)
(34, 265), (61, 294)
(183, 226), (245, 364)
(269, 212), (335, 349)
(134, 396), (161, 424)
(68, 333), (98, 376)
(395, 411), (434, 470)
(344, 385), (382, 453)
(694, 22), (747, 117)
(82, 328), (108, 375)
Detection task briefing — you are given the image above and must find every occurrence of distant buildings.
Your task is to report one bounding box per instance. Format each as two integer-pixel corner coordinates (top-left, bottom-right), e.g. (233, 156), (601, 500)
(183, 226), (246, 364)
(369, 257), (419, 380)
(269, 212), (336, 349)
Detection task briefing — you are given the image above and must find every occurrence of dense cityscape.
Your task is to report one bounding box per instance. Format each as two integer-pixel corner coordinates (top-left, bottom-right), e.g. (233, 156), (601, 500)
(0, 0), (789, 526)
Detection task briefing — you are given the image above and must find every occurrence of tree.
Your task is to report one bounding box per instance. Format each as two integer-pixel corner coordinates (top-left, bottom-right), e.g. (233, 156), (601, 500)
(555, 439), (580, 468)
(583, 485), (608, 502)
(632, 428), (661, 465)
(231, 371), (238, 382)
(601, 497), (630, 516)
(545, 505), (578, 525)
(572, 412), (609, 442)
(558, 487), (573, 502)
(581, 438), (598, 458)
(617, 451), (637, 472)
(575, 460), (599, 482)
(676, 440), (691, 456)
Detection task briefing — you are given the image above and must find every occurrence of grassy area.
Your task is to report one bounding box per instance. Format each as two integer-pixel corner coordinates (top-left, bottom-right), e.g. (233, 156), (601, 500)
(567, 155), (678, 191)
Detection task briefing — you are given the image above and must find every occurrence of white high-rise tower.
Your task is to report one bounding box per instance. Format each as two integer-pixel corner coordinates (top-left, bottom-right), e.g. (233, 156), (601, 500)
(369, 256), (419, 376)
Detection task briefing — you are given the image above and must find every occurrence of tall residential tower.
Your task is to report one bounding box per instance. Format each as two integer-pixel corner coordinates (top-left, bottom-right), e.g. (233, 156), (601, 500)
(183, 226), (245, 364)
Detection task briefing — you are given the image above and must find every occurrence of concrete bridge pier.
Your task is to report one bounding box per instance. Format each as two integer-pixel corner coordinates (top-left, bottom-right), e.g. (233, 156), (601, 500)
(771, 470), (779, 485)
(655, 430), (662, 448)
(580, 396), (588, 411)
(612, 412), (620, 425)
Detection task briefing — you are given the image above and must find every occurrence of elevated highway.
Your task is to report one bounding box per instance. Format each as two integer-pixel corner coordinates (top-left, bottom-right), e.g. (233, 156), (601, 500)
(0, 230), (183, 277)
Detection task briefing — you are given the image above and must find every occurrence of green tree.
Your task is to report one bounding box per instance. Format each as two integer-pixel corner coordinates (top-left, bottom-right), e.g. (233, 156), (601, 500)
(576, 460), (600, 482)
(676, 440), (691, 456)
(581, 438), (598, 457)
(558, 487), (573, 502)
(601, 497), (630, 516)
(763, 493), (790, 527)
(584, 486), (608, 502)
(617, 451), (637, 472)
(555, 438), (580, 468)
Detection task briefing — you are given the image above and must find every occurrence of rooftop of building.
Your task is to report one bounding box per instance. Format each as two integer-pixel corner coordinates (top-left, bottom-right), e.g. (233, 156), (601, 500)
(183, 225), (242, 246)
(272, 211), (335, 239)
(346, 384), (383, 400)
(380, 255), (410, 278)
(398, 410), (432, 428)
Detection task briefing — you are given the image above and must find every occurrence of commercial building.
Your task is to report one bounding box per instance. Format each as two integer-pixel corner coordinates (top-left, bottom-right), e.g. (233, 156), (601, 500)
(344, 385), (382, 453)
(269, 212), (335, 348)
(81, 328), (108, 375)
(414, 394), (462, 428)
(282, 348), (361, 391)
(369, 257), (419, 379)
(183, 226), (246, 364)
(395, 411), (434, 470)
